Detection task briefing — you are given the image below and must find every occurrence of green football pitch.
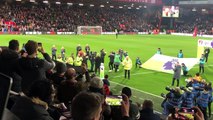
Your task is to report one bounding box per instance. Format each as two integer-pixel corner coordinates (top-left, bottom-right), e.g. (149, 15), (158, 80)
(0, 35), (212, 112)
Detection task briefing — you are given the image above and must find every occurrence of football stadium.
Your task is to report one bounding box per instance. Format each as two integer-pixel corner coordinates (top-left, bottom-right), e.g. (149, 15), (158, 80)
(0, 0), (212, 120)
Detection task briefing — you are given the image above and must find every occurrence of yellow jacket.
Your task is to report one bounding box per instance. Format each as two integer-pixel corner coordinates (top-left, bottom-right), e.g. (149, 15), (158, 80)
(67, 57), (74, 65)
(74, 56), (83, 66)
(123, 58), (132, 70)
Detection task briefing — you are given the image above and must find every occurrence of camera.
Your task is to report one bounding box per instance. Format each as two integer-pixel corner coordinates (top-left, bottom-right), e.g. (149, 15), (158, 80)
(165, 86), (175, 92)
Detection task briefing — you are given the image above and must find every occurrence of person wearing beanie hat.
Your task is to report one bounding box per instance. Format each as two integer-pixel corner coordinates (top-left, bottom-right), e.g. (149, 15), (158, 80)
(50, 62), (67, 86)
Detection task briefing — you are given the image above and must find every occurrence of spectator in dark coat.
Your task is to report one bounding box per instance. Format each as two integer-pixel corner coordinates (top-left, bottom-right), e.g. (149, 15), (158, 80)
(50, 62), (66, 87)
(11, 80), (55, 120)
(139, 99), (160, 120)
(0, 39), (22, 92)
(17, 40), (55, 94)
(57, 63), (91, 106)
(57, 68), (78, 107)
(122, 87), (140, 120)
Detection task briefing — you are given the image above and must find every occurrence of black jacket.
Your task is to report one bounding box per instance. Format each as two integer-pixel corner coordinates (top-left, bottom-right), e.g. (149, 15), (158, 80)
(17, 53), (54, 93)
(139, 108), (161, 120)
(11, 96), (53, 120)
(0, 49), (22, 92)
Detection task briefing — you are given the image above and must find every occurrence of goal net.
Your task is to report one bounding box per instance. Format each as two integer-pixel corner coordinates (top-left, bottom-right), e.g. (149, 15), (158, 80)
(77, 26), (102, 35)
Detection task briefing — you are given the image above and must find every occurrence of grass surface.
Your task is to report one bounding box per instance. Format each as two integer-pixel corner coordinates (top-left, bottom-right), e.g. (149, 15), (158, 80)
(0, 34), (212, 112)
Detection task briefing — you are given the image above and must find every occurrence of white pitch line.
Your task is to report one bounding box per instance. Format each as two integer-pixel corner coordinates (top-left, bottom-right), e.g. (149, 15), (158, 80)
(110, 81), (163, 99)
(192, 64), (213, 68)
(113, 71), (154, 78)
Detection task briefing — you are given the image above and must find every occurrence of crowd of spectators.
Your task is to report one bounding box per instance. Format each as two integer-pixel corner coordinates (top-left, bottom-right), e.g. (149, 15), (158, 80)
(0, 3), (212, 34)
(0, 3), (158, 33)
(174, 9), (213, 35)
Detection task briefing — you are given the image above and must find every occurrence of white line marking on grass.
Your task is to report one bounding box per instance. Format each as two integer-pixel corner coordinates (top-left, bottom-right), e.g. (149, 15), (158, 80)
(192, 64), (213, 68)
(113, 71), (154, 78)
(110, 81), (163, 99)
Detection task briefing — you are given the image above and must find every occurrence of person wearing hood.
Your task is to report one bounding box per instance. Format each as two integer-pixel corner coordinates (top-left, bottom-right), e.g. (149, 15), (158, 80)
(17, 40), (55, 94)
(11, 80), (55, 120)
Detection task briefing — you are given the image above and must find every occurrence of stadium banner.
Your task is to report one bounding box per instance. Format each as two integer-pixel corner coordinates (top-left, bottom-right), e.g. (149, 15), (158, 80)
(102, 32), (116, 35)
(57, 32), (75, 35)
(197, 39), (213, 48)
(25, 31), (42, 35)
(138, 32), (149, 35)
(142, 54), (199, 74)
(197, 39), (213, 58)
(171, 33), (213, 38)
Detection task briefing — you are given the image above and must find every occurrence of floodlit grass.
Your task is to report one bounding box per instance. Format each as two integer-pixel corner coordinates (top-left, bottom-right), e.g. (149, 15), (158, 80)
(0, 34), (212, 112)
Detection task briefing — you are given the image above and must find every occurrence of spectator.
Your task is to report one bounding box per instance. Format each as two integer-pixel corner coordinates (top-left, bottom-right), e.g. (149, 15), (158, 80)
(89, 76), (104, 95)
(167, 107), (204, 120)
(103, 74), (110, 87)
(0, 39), (22, 92)
(17, 40), (55, 94)
(11, 80), (55, 120)
(139, 99), (160, 120)
(71, 92), (104, 120)
(122, 87), (140, 120)
(57, 68), (78, 107)
(103, 74), (111, 95)
(50, 62), (66, 86)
